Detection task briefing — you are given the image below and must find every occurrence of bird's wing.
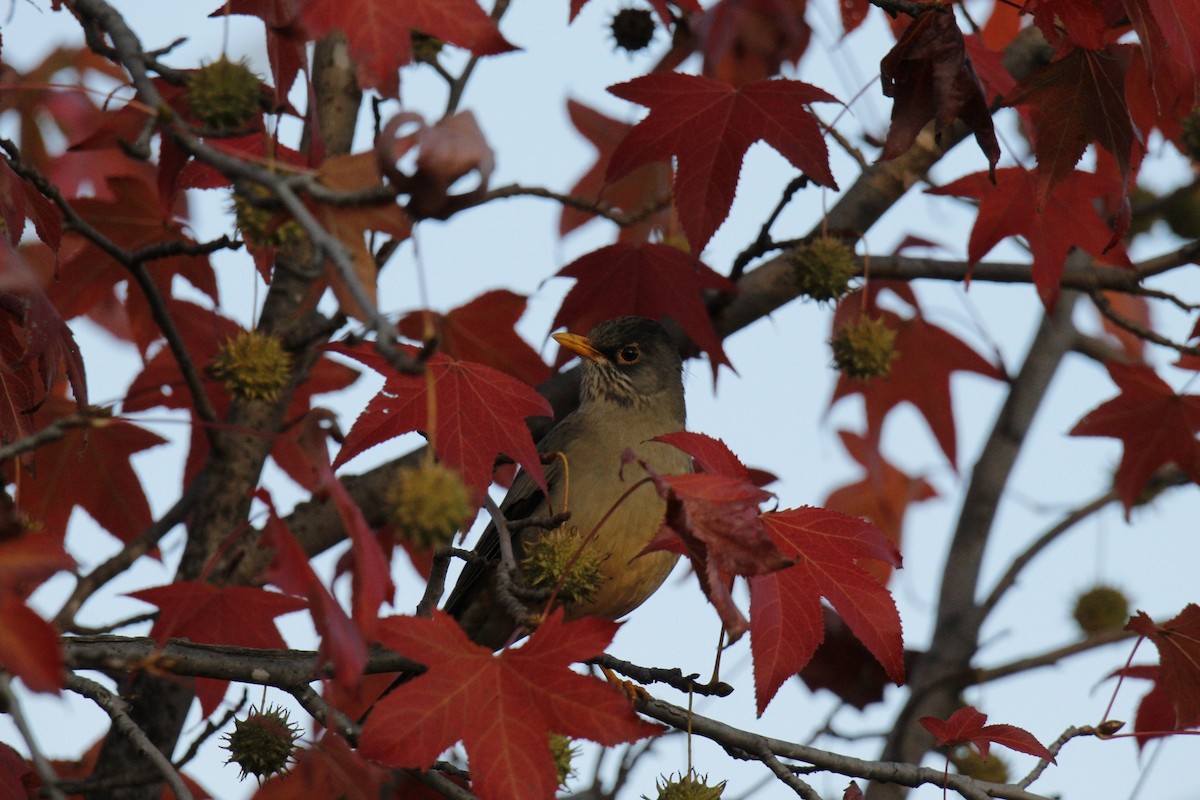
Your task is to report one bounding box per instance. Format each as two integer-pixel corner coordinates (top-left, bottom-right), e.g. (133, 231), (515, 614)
(442, 414), (577, 617)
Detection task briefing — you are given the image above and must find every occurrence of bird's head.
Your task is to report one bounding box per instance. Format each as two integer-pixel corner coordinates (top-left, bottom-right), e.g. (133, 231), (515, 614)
(553, 316), (685, 418)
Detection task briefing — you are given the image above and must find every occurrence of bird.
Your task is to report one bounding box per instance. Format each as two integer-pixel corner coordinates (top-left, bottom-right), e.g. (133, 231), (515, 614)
(444, 316), (692, 649)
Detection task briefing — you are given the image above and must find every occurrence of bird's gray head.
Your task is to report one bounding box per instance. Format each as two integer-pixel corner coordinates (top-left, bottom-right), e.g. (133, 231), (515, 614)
(553, 316), (685, 417)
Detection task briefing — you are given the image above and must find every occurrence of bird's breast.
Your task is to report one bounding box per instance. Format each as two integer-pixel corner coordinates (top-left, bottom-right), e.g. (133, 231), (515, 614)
(547, 429), (692, 621)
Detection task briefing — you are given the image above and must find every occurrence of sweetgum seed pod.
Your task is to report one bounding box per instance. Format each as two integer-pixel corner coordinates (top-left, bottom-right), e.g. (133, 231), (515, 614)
(522, 527), (604, 605)
(830, 317), (897, 380)
(648, 772), (726, 800)
(1072, 585), (1130, 635)
(791, 237), (857, 302)
(209, 331), (293, 402)
(388, 462), (472, 549)
(611, 8), (656, 52)
(223, 705), (301, 781)
(188, 57), (262, 131)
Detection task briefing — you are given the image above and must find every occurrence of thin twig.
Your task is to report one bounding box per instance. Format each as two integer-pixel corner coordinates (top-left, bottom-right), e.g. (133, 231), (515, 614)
(0, 673), (66, 800)
(758, 746), (824, 799)
(589, 653), (733, 697)
(174, 691), (247, 769)
(969, 628), (1137, 686)
(1090, 289), (1200, 356)
(0, 412), (95, 464)
(979, 488), (1118, 617)
(65, 674), (193, 800)
(53, 484), (201, 630)
(0, 140), (220, 425)
(730, 175), (812, 282)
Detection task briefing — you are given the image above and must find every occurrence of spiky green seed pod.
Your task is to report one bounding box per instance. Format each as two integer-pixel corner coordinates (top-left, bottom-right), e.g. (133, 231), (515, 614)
(522, 527), (604, 606)
(612, 8), (656, 52)
(791, 237), (857, 302)
(188, 57), (262, 131)
(388, 462), (472, 549)
(830, 316), (897, 380)
(232, 185), (305, 247)
(549, 733), (578, 787)
(222, 704), (301, 781)
(950, 748), (1010, 784)
(209, 330), (292, 402)
(647, 772), (726, 800)
(1072, 585), (1130, 635)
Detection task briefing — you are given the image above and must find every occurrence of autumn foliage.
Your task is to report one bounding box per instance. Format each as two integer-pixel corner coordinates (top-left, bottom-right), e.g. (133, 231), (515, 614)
(1, 0), (1199, 798)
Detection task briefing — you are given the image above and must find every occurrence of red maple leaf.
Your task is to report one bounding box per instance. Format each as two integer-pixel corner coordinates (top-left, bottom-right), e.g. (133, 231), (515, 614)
(211, 0), (307, 103)
(359, 611), (661, 800)
(0, 159), (61, 251)
(397, 290), (551, 387)
(1106, 665), (1186, 748)
(312, 152), (412, 319)
(823, 431), (937, 584)
(50, 175), (218, 352)
(1120, 0), (1200, 108)
(1005, 44), (1141, 196)
(830, 292), (1003, 469)
(299, 0), (516, 97)
(684, 0), (813, 87)
(655, 430), (750, 478)
(927, 166), (1130, 309)
(1069, 362), (1200, 514)
(560, 99), (675, 243)
(880, 9), (999, 174)
(607, 73), (838, 252)
(750, 507), (904, 714)
(0, 532), (74, 693)
(292, 410), (395, 637)
(1126, 605), (1200, 730)
(552, 242), (734, 376)
(253, 732), (398, 800)
(258, 494), (368, 685)
(0, 596), (63, 694)
(920, 705), (1055, 762)
(130, 581), (308, 715)
(798, 607), (913, 710)
(640, 450), (792, 644)
(13, 395), (167, 543)
(329, 343), (551, 500)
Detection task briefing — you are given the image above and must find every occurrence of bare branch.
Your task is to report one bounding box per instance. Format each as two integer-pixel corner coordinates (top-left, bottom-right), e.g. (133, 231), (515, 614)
(0, 673), (67, 800)
(635, 696), (1054, 800)
(64, 674), (193, 800)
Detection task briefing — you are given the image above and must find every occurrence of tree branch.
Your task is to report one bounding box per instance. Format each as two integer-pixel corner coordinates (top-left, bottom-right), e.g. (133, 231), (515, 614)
(64, 674), (193, 800)
(635, 696), (1054, 800)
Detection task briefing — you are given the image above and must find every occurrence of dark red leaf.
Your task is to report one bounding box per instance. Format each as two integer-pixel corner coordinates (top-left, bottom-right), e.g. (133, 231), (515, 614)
(1126, 605), (1200, 729)
(359, 611), (661, 800)
(607, 73), (838, 252)
(920, 705), (1055, 762)
(1005, 44), (1141, 197)
(398, 291), (551, 387)
(1069, 362), (1200, 514)
(928, 166), (1131, 309)
(299, 0), (516, 96)
(553, 242), (734, 377)
(880, 10), (999, 174)
(329, 343), (551, 501)
(750, 507), (903, 714)
(560, 99), (675, 243)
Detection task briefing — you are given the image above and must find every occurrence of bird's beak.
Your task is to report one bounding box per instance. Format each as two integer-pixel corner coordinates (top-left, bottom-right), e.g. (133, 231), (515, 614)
(553, 331), (604, 362)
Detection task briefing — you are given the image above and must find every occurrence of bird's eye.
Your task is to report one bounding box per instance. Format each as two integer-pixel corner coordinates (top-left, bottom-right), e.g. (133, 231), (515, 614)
(617, 344), (641, 364)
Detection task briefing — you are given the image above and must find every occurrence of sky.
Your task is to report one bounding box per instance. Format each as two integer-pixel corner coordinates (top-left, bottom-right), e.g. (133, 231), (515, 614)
(1, 1), (1198, 798)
